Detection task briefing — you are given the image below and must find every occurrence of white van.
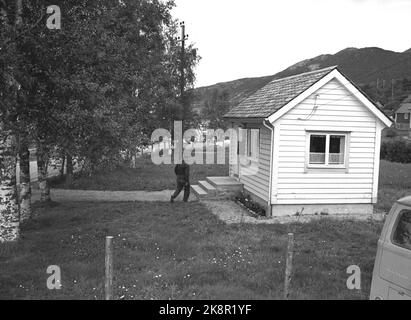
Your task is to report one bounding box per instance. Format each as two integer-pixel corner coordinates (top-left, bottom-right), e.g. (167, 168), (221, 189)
(370, 196), (411, 300)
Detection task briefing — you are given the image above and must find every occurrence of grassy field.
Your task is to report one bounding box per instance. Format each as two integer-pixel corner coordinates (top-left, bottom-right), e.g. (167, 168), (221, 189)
(377, 160), (411, 212)
(51, 156), (411, 213)
(0, 201), (382, 300)
(50, 154), (229, 191)
(5, 150), (408, 300)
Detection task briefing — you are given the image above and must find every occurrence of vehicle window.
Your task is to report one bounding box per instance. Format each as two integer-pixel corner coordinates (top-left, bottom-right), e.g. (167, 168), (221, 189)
(392, 210), (411, 250)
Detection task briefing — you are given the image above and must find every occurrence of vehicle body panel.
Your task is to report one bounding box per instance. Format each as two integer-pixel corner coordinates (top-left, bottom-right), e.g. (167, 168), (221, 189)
(370, 201), (411, 300)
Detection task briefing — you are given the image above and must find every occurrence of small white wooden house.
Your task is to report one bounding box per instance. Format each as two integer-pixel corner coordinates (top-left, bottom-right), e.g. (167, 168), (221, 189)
(222, 66), (392, 217)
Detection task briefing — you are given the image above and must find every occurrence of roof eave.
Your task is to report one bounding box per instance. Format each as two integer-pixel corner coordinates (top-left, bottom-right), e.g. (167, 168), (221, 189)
(223, 115), (269, 121)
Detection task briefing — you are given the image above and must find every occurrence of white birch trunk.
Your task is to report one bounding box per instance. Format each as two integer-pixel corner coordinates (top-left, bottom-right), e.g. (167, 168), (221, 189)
(0, 130), (20, 242)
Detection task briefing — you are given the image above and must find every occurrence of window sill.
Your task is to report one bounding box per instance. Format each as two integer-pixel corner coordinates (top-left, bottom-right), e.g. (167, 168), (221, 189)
(305, 166), (348, 174)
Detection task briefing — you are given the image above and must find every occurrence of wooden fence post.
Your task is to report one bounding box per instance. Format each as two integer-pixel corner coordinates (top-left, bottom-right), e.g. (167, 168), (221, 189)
(105, 236), (114, 300)
(284, 233), (294, 300)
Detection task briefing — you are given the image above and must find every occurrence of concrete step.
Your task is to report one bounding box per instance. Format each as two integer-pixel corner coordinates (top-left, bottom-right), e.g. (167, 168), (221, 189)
(191, 185), (208, 199)
(198, 180), (217, 195)
(206, 176), (243, 192)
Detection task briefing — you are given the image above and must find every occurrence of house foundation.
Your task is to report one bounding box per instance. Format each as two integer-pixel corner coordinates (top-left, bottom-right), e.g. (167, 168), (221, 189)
(270, 204), (374, 217)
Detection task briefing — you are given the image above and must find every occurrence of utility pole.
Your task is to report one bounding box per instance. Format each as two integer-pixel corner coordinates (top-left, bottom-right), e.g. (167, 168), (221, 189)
(177, 21), (189, 131)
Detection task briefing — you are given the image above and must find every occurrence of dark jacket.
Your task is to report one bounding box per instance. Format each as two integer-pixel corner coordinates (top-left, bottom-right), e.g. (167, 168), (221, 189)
(175, 163), (190, 184)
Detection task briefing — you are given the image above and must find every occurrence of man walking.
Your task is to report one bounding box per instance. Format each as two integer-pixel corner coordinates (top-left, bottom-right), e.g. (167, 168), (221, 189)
(170, 160), (190, 203)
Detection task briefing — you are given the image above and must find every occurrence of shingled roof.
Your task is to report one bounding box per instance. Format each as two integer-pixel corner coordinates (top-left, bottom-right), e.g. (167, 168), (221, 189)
(224, 66), (338, 119)
(396, 95), (411, 114)
(396, 103), (411, 114)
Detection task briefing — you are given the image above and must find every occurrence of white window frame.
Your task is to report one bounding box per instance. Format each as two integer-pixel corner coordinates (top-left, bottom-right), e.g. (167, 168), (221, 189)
(305, 131), (349, 170)
(405, 113), (409, 120)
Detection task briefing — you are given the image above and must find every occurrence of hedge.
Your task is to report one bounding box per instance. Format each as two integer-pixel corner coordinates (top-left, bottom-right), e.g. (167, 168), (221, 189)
(381, 139), (411, 164)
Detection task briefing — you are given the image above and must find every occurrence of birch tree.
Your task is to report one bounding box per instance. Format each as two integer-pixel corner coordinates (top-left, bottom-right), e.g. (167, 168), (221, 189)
(0, 0), (22, 242)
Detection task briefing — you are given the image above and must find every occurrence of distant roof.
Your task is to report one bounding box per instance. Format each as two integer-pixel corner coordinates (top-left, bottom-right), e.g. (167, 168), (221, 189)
(396, 96), (411, 114)
(224, 66), (338, 119)
(396, 104), (411, 114)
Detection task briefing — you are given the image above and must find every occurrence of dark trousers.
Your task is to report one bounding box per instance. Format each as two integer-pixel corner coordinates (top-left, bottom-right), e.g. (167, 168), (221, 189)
(172, 180), (190, 202)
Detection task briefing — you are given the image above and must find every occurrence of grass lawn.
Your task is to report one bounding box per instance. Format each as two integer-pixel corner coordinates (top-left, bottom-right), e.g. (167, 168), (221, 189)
(50, 154), (229, 191)
(0, 201), (382, 300)
(377, 160), (411, 212)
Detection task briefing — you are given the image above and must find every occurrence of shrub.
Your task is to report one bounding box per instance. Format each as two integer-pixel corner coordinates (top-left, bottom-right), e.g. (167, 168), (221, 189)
(385, 128), (397, 138)
(381, 139), (411, 163)
(235, 193), (266, 217)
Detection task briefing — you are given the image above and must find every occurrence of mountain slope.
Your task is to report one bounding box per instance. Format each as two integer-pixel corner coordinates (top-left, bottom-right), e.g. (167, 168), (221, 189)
(193, 47), (411, 113)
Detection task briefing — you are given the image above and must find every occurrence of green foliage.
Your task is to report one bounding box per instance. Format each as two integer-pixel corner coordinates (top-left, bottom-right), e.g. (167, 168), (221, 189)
(201, 89), (230, 129)
(1, 0), (200, 174)
(381, 139), (411, 163)
(361, 78), (411, 116)
(235, 193), (266, 217)
(384, 128), (397, 138)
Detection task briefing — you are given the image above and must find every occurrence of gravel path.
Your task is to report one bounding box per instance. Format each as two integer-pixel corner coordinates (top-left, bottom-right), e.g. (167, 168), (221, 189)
(202, 201), (386, 225)
(202, 200), (261, 224)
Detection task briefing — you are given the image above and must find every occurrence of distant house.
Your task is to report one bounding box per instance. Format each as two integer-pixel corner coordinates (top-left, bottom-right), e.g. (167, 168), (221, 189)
(394, 96), (411, 130)
(222, 66), (392, 217)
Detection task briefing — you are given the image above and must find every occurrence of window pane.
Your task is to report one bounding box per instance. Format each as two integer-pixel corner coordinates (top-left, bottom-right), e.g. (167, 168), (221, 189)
(393, 210), (411, 250)
(329, 135), (345, 165)
(310, 135), (326, 164)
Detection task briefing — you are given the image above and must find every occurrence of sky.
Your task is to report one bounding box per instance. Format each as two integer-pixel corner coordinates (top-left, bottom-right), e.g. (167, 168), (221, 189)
(171, 0), (411, 88)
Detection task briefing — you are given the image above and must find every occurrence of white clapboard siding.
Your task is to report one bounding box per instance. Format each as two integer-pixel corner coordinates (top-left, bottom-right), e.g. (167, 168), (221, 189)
(240, 125), (271, 202)
(274, 78), (377, 204)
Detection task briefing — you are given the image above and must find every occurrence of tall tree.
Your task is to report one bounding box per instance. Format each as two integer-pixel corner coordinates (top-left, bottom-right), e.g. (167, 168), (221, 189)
(201, 89), (230, 130)
(18, 132), (31, 221)
(0, 0), (22, 242)
(2, 0), (201, 212)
